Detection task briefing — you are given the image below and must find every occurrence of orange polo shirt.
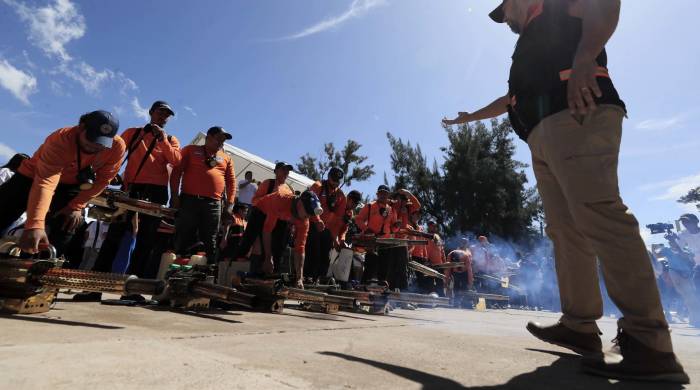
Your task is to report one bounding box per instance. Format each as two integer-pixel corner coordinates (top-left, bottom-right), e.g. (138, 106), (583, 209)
(309, 180), (346, 235)
(408, 226), (428, 259)
(329, 207), (354, 241)
(255, 191), (310, 254)
(171, 145), (235, 201)
(18, 126), (126, 230)
(121, 127), (181, 187)
(251, 178), (293, 205)
(426, 234), (446, 265)
(355, 201), (397, 237)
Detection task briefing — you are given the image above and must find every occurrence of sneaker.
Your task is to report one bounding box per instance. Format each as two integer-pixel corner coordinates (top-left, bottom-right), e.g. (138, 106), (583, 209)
(72, 292), (102, 302)
(526, 321), (602, 357)
(582, 328), (690, 384)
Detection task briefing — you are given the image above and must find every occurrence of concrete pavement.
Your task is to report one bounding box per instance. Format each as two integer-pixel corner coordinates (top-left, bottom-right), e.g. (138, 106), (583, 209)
(1, 294), (698, 389)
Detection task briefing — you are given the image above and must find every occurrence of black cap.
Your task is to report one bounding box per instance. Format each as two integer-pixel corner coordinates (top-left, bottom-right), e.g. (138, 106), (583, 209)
(377, 184), (391, 193)
(300, 190), (323, 216)
(328, 167), (344, 181)
(680, 213), (699, 223)
(149, 100), (175, 116)
(82, 110), (119, 148)
(489, 1), (506, 23)
(207, 126), (232, 140)
(347, 190), (362, 203)
(274, 161), (294, 171)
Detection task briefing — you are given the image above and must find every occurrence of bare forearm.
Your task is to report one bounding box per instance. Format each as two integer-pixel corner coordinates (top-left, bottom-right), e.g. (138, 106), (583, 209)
(471, 95), (510, 120)
(575, 0), (621, 61)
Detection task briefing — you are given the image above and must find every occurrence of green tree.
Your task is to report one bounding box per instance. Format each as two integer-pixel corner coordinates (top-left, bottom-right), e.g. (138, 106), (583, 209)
(441, 118), (536, 241)
(296, 140), (375, 186)
(386, 133), (449, 230)
(679, 186), (700, 205)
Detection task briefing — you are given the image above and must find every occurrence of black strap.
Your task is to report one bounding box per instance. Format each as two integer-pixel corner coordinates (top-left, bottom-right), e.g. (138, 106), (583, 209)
(131, 136), (159, 184)
(266, 179), (276, 195)
(120, 127), (144, 169)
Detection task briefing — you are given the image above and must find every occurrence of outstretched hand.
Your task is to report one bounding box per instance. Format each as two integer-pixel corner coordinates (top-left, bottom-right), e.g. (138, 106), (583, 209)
(442, 112), (472, 126)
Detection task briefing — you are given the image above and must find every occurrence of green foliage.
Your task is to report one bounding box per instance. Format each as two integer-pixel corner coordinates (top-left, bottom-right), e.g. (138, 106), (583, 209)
(679, 187), (700, 205)
(386, 119), (539, 242)
(296, 140), (375, 186)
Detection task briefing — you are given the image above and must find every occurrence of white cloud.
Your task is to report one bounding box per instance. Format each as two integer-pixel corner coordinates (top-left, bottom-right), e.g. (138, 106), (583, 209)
(0, 59), (38, 104)
(0, 142), (16, 162)
(4, 0), (86, 62)
(183, 105), (197, 117)
(640, 173), (700, 211)
(131, 97), (149, 121)
(635, 115), (684, 131)
(280, 0), (386, 40)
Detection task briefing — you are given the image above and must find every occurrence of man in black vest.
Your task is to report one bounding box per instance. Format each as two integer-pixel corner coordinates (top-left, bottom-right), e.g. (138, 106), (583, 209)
(443, 0), (688, 383)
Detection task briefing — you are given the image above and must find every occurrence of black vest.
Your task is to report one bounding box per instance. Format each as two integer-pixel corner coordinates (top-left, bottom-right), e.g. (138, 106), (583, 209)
(507, 0), (625, 141)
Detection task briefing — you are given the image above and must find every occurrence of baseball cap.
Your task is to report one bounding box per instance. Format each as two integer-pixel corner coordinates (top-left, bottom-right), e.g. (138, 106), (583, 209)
(489, 1), (506, 23)
(207, 126), (232, 140)
(328, 167), (344, 181)
(300, 190), (323, 216)
(680, 213), (699, 223)
(274, 161), (294, 171)
(377, 184), (391, 193)
(149, 100), (175, 116)
(82, 110), (119, 148)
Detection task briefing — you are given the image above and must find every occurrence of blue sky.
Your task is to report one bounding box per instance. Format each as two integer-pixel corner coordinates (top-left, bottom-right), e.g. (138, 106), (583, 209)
(0, 0), (697, 245)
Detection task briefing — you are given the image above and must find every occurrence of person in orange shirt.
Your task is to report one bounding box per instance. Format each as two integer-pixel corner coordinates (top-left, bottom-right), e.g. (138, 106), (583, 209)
(170, 126), (235, 263)
(332, 190), (363, 247)
(391, 188), (421, 230)
(0, 110), (125, 256)
(120, 100), (181, 278)
(425, 221), (447, 266)
(235, 162), (294, 264)
(305, 167), (346, 281)
(355, 185), (402, 286)
(247, 190), (322, 287)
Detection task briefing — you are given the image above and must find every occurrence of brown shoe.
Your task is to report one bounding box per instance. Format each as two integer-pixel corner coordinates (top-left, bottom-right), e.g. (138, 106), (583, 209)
(526, 321), (602, 357)
(582, 328), (690, 384)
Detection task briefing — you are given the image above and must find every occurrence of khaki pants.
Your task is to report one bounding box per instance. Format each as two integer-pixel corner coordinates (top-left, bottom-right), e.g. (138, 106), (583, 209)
(528, 105), (673, 353)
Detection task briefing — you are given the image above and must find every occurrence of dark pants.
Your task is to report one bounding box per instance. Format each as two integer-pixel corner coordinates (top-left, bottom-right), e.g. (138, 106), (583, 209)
(93, 220), (128, 272)
(304, 227), (333, 280)
(362, 247), (408, 290)
(175, 194), (221, 263)
(0, 173), (79, 258)
(127, 183), (168, 277)
(235, 207), (289, 268)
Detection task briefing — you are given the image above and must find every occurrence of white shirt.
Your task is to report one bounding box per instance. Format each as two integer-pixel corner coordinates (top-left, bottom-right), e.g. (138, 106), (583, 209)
(237, 179), (257, 205)
(0, 168), (13, 186)
(84, 220), (110, 249)
(678, 230), (700, 265)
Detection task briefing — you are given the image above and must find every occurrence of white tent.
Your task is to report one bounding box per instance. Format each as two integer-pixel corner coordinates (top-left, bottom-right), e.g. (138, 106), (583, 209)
(189, 132), (315, 193)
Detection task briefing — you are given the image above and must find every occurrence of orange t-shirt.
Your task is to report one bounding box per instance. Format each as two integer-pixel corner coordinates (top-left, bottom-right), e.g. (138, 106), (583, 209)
(392, 193), (421, 230)
(309, 180), (347, 235)
(251, 178), (293, 205)
(18, 126), (126, 230)
(255, 191), (310, 254)
(355, 201), (397, 237)
(171, 145), (236, 201)
(121, 127), (181, 187)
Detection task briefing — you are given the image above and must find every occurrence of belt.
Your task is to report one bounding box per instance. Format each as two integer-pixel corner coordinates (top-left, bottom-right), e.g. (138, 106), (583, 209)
(181, 193), (220, 202)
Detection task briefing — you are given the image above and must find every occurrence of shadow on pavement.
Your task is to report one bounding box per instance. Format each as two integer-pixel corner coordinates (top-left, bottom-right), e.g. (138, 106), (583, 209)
(0, 314), (123, 329)
(319, 350), (688, 390)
